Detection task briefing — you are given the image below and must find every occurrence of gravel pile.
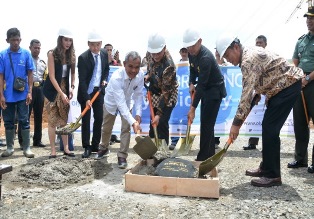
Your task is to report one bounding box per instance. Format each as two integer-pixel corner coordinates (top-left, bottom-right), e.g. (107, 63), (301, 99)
(0, 129), (313, 219)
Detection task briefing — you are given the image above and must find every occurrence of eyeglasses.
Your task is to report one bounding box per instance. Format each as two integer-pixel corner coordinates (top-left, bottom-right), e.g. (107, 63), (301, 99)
(180, 50), (188, 53)
(107, 49), (112, 51)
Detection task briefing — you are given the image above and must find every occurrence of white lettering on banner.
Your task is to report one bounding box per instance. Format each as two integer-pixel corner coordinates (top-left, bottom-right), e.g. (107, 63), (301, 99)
(71, 100), (80, 107)
(176, 74), (189, 88)
(224, 71), (242, 88)
(222, 95), (232, 110)
(143, 97), (149, 110)
(177, 91), (192, 107)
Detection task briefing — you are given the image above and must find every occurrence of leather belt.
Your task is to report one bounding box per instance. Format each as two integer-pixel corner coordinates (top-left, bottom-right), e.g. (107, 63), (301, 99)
(33, 82), (42, 87)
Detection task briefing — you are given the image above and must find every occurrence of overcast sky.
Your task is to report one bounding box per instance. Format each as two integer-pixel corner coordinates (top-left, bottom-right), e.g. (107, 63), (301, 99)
(0, 0), (308, 62)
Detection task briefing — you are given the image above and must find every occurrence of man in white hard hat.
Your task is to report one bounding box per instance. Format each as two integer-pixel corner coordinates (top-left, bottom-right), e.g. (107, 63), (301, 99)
(144, 32), (178, 146)
(216, 33), (304, 187)
(183, 28), (226, 161)
(77, 30), (109, 158)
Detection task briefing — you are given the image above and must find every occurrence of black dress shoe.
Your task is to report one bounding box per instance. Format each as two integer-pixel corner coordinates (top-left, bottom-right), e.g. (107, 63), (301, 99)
(308, 164), (314, 173)
(111, 135), (121, 143)
(64, 151), (75, 157)
(287, 160), (308, 168)
(251, 177), (282, 187)
(82, 148), (92, 158)
(33, 142), (46, 147)
(243, 144), (256, 150)
(245, 167), (266, 177)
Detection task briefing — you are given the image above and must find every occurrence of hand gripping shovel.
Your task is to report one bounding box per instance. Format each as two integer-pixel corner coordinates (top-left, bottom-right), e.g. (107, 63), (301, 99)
(55, 86), (104, 135)
(198, 94), (259, 176)
(145, 84), (168, 153)
(171, 92), (196, 157)
(133, 130), (158, 160)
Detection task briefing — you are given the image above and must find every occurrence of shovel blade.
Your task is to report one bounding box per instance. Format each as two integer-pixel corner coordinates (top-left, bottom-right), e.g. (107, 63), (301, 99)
(133, 136), (158, 160)
(182, 134), (196, 155)
(170, 134), (196, 158)
(198, 148), (227, 176)
(55, 122), (81, 135)
(198, 138), (233, 176)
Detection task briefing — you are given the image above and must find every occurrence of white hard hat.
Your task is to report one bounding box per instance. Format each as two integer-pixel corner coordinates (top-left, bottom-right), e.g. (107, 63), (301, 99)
(58, 28), (73, 38)
(216, 33), (237, 58)
(182, 28), (200, 48)
(88, 31), (102, 42)
(147, 33), (166, 53)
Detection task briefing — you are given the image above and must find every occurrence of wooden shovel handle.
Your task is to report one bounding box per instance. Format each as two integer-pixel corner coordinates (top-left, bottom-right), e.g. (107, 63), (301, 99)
(187, 92), (195, 126)
(301, 90), (309, 124)
(80, 90), (100, 116)
(147, 90), (157, 128)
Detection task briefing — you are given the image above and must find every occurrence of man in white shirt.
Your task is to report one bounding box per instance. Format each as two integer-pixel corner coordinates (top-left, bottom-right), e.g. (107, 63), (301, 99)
(95, 51), (143, 169)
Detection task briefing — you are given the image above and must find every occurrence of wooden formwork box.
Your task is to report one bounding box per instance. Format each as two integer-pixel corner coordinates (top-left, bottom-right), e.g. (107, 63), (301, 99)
(125, 159), (219, 199)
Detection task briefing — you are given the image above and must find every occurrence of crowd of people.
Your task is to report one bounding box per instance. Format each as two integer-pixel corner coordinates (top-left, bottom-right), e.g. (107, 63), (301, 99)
(0, 5), (314, 188)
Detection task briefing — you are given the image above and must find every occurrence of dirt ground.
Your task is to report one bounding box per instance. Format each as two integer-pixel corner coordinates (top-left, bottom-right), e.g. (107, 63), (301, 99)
(0, 111), (314, 218)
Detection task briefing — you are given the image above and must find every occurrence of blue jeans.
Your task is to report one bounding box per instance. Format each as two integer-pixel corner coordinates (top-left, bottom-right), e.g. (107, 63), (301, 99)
(170, 137), (180, 146)
(58, 134), (74, 151)
(2, 100), (29, 130)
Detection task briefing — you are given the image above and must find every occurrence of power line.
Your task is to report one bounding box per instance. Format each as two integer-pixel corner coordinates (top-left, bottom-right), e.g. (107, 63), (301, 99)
(285, 0), (305, 24)
(241, 0), (286, 44)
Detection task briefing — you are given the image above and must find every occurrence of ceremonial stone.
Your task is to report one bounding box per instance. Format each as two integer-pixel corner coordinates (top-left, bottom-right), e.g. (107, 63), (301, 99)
(155, 158), (198, 178)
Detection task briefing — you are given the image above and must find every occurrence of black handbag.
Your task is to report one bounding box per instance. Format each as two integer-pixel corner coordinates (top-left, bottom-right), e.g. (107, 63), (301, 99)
(13, 77), (27, 91)
(9, 53), (26, 91)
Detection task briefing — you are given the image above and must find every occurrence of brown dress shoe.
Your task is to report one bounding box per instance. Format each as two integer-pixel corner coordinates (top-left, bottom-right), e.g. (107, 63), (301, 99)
(251, 177), (282, 187)
(245, 167), (265, 177)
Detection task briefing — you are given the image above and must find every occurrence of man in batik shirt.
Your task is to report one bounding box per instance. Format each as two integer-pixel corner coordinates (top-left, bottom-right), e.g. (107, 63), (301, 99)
(216, 34), (304, 187)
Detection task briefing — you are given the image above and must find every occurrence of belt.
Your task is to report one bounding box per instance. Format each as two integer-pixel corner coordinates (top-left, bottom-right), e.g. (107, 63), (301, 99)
(33, 81), (42, 87)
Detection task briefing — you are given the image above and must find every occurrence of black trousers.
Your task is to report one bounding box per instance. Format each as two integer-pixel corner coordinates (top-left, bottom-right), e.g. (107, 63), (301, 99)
(80, 89), (104, 150)
(248, 137), (259, 145)
(197, 95), (222, 161)
(261, 80), (301, 178)
(149, 106), (174, 145)
(18, 86), (44, 143)
(293, 80), (314, 163)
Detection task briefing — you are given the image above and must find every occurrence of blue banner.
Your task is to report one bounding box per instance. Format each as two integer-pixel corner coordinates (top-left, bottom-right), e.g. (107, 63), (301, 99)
(70, 63), (294, 137)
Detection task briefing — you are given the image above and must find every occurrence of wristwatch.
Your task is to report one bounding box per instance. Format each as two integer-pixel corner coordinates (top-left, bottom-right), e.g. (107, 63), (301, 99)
(305, 75), (311, 83)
